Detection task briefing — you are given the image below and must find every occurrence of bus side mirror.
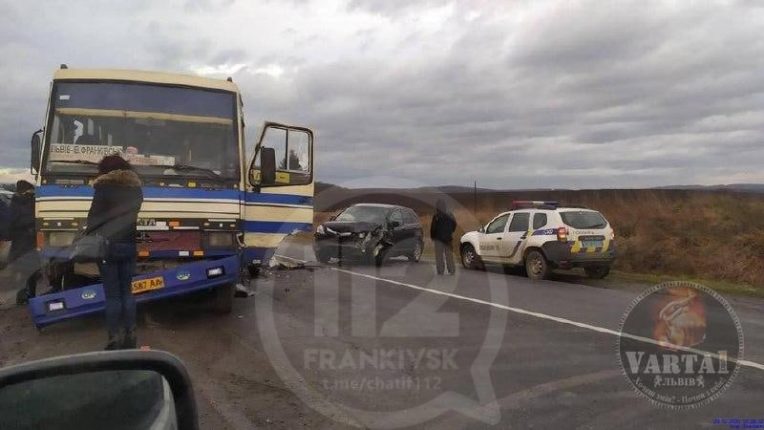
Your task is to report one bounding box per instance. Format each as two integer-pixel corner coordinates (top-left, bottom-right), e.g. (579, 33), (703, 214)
(260, 147), (276, 185)
(30, 130), (42, 174)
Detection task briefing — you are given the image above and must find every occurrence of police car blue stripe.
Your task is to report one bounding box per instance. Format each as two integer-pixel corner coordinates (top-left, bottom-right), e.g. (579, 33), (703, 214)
(532, 228), (557, 236)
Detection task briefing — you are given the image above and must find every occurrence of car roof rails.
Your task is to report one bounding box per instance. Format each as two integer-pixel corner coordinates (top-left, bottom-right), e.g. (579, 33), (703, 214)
(512, 200), (559, 210)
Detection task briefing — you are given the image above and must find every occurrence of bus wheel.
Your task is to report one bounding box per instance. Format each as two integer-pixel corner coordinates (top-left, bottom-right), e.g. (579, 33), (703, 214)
(212, 283), (235, 314)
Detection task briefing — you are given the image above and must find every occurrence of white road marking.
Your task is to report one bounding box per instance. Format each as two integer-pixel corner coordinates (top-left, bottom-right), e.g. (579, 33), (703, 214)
(273, 255), (764, 372)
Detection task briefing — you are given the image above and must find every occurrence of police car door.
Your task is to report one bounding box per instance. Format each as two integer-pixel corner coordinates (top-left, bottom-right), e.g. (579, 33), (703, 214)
(501, 211), (531, 264)
(479, 213), (510, 262)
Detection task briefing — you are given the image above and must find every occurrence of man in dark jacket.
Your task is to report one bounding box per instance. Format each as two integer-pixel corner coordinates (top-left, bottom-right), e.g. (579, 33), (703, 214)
(430, 199), (457, 275)
(86, 156), (144, 350)
(9, 181), (36, 263)
(7, 181), (39, 291)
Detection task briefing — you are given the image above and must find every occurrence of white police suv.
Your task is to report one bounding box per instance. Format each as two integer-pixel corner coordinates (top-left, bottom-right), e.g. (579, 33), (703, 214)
(460, 201), (616, 280)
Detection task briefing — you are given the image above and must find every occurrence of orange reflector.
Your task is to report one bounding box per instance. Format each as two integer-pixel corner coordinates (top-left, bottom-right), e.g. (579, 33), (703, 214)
(36, 232), (45, 249)
(138, 250), (150, 257)
(188, 181), (197, 188)
(193, 250), (204, 257)
(168, 221), (180, 227)
(557, 227), (568, 242)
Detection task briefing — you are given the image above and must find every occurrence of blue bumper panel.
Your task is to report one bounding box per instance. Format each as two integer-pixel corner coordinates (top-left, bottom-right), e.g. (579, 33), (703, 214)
(28, 255), (239, 328)
(241, 247), (276, 266)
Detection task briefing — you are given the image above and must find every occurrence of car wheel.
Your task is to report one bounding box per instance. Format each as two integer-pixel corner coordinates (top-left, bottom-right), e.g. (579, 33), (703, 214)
(525, 250), (551, 280)
(585, 265), (610, 279)
(407, 240), (423, 262)
(369, 243), (387, 266)
(461, 244), (482, 270)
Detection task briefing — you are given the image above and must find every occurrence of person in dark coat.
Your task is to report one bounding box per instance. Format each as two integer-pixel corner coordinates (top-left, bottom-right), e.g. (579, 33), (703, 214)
(9, 181), (36, 263)
(86, 156), (143, 350)
(8, 181), (39, 293)
(430, 199), (457, 275)
(0, 193), (10, 244)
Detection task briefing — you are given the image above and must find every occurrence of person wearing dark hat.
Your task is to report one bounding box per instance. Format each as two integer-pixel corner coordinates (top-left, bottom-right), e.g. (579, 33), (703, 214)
(8, 180), (38, 288)
(86, 155), (143, 350)
(430, 199), (457, 275)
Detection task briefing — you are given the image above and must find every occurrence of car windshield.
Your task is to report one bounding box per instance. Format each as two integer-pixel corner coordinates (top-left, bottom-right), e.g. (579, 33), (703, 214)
(43, 82), (239, 179)
(334, 206), (388, 224)
(560, 211), (608, 229)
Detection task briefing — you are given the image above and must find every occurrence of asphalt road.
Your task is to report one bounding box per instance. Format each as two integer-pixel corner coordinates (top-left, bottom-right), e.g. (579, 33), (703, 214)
(1, 240), (763, 429)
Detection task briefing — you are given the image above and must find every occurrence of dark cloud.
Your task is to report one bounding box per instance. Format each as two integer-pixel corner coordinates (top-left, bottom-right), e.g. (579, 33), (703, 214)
(1, 0), (763, 188)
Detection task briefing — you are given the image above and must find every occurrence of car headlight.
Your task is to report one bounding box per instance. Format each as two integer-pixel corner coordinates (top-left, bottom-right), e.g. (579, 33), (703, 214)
(316, 225), (325, 235)
(47, 231), (76, 247)
(357, 232), (366, 239)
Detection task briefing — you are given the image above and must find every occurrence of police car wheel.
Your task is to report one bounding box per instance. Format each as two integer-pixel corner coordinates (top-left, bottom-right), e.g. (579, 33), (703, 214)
(585, 265), (610, 279)
(461, 244), (481, 270)
(525, 250), (550, 280)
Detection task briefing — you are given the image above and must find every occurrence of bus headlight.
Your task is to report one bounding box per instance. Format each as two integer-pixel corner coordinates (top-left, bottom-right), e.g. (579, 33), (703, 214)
(47, 231), (76, 247)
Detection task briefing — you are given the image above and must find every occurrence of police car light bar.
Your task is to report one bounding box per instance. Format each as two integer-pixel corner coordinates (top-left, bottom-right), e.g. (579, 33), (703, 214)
(512, 200), (559, 209)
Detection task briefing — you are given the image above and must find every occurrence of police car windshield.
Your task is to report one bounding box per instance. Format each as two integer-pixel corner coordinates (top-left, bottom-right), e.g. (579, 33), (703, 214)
(335, 206), (388, 224)
(560, 211), (607, 229)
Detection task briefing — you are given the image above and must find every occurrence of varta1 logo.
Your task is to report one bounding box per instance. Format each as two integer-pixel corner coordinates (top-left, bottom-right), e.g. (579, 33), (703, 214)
(617, 281), (743, 408)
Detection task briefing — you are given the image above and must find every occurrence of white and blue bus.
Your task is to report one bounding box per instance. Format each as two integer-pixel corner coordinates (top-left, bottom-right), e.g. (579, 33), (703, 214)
(28, 66), (314, 328)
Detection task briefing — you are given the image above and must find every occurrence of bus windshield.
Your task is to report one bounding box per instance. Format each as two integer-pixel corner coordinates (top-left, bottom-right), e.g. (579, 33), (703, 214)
(44, 82), (239, 180)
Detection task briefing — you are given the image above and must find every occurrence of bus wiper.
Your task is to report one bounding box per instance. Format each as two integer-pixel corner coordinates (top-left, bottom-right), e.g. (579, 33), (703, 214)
(167, 163), (222, 179)
(51, 159), (99, 165)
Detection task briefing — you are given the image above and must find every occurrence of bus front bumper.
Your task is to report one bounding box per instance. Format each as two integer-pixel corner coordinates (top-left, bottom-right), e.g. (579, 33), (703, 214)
(28, 255), (239, 328)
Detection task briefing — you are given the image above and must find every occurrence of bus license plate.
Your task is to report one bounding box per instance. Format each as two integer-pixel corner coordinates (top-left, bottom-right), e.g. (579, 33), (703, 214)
(132, 276), (165, 294)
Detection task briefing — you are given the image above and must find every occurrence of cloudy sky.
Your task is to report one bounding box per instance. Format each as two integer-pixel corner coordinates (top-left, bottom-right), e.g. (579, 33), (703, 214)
(1, 0), (763, 188)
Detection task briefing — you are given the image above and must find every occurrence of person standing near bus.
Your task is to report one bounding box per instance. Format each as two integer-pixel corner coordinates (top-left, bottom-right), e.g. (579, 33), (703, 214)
(86, 156), (143, 350)
(430, 199), (457, 275)
(8, 180), (37, 286)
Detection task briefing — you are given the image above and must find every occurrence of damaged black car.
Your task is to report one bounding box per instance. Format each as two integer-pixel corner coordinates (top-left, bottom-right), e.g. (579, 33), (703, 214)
(314, 203), (424, 266)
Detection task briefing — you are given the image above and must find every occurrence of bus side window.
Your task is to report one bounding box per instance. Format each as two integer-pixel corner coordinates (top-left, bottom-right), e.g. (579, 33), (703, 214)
(250, 125), (312, 187)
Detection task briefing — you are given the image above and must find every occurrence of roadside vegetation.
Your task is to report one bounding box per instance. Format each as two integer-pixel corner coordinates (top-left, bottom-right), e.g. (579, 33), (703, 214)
(315, 185), (764, 294)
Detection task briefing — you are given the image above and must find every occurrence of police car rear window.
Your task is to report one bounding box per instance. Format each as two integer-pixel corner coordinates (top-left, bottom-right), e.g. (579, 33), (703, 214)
(533, 213), (547, 230)
(560, 211), (607, 229)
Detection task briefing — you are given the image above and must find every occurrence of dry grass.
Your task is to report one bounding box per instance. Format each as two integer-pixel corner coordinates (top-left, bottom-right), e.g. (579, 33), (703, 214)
(314, 187), (764, 290)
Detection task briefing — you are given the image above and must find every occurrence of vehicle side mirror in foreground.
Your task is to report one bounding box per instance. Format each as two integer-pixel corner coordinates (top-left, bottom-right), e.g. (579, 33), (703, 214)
(0, 350), (198, 430)
(478, 226), (485, 233)
(30, 130), (42, 175)
(260, 147), (276, 185)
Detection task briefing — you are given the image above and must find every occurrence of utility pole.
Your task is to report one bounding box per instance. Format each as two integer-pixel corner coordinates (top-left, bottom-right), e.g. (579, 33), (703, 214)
(473, 180), (477, 216)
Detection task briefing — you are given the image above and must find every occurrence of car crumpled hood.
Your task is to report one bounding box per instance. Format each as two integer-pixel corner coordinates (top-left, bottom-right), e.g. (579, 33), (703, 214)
(322, 221), (381, 234)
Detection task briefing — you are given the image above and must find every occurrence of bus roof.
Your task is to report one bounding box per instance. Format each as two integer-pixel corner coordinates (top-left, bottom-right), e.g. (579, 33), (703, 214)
(53, 68), (240, 93)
